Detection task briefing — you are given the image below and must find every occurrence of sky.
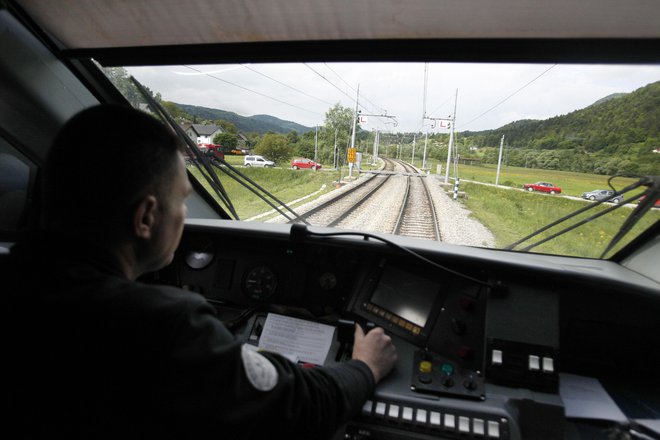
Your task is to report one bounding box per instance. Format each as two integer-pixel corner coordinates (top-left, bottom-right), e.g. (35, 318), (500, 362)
(126, 63), (660, 134)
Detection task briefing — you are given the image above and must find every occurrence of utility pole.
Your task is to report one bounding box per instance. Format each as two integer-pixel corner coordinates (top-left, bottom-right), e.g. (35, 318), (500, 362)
(444, 89), (458, 184)
(314, 125), (318, 162)
(496, 134), (505, 186)
(333, 128), (338, 169)
(349, 84), (359, 179)
(411, 134), (416, 166)
(423, 130), (429, 169)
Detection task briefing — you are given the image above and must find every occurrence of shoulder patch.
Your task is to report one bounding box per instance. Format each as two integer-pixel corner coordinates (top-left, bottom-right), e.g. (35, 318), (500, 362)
(241, 344), (278, 392)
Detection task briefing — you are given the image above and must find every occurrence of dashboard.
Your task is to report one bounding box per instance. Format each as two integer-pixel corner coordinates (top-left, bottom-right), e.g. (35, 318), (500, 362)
(147, 219), (660, 440)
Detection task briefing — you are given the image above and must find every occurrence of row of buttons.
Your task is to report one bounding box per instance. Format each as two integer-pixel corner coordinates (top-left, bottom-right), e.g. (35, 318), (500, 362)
(491, 349), (555, 373)
(361, 400), (504, 438)
(364, 303), (422, 335)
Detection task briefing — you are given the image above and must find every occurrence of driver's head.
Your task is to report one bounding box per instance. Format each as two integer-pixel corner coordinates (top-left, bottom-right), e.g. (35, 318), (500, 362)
(44, 104), (191, 270)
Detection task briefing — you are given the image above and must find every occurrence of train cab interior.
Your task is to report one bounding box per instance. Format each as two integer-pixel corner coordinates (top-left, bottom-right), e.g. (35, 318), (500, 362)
(1, 1), (659, 439)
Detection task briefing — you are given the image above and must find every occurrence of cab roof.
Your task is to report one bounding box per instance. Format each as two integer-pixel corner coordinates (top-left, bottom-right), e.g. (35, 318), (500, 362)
(10, 0), (660, 64)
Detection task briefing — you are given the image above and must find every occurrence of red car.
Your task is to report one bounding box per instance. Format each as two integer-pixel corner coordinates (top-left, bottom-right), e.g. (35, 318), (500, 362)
(198, 143), (225, 161)
(291, 158), (321, 170)
(639, 194), (660, 208)
(523, 181), (561, 194)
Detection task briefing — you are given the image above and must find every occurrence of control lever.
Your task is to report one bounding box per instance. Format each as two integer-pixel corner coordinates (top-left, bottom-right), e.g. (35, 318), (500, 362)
(335, 319), (375, 361)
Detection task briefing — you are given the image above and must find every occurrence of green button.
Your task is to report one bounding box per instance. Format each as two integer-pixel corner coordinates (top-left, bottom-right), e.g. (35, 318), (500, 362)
(441, 363), (454, 375)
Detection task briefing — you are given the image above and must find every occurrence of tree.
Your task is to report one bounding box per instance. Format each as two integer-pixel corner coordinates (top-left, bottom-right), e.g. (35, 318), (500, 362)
(216, 120), (238, 134)
(213, 132), (238, 149)
(253, 133), (292, 164)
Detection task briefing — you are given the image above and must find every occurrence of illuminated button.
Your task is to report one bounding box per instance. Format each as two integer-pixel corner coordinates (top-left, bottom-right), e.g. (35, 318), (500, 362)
(415, 409), (427, 424)
(441, 363), (454, 375)
(459, 416), (470, 433)
(361, 400), (373, 416)
(375, 402), (386, 416)
(402, 407), (413, 422)
(419, 361), (432, 373)
(429, 411), (441, 427)
(412, 326), (421, 335)
(388, 404), (400, 419)
(543, 357), (554, 373)
(529, 355), (540, 371)
(444, 414), (456, 429)
(488, 421), (501, 438)
(473, 418), (485, 436)
(492, 349), (503, 365)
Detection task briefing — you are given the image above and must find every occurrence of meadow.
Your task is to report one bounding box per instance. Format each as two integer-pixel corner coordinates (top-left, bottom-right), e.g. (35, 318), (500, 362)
(443, 164), (658, 257)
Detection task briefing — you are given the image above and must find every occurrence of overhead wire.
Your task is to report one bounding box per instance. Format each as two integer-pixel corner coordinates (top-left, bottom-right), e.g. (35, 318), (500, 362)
(459, 64), (558, 129)
(305, 63), (393, 129)
(182, 65), (324, 117)
(240, 64), (335, 107)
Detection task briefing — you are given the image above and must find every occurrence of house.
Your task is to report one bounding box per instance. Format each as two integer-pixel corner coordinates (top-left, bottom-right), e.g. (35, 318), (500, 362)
(194, 124), (224, 144)
(179, 123), (224, 145)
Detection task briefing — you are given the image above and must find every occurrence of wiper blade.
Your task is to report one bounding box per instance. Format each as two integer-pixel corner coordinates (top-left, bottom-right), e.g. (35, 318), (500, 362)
(600, 175), (659, 258)
(505, 175), (654, 253)
(130, 77), (239, 219)
(131, 77), (308, 224)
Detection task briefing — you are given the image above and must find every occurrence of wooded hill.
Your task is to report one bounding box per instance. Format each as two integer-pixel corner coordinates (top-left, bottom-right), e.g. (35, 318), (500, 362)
(459, 81), (660, 175)
(175, 103), (313, 135)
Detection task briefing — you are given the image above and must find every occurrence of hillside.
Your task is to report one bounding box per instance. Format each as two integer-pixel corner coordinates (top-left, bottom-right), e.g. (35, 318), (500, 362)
(175, 103), (313, 135)
(460, 81), (660, 175)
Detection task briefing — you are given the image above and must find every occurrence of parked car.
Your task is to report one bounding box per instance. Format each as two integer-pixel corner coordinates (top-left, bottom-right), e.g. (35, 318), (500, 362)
(523, 181), (562, 194)
(244, 155), (274, 167)
(639, 194), (660, 208)
(291, 158), (321, 170)
(581, 189), (623, 203)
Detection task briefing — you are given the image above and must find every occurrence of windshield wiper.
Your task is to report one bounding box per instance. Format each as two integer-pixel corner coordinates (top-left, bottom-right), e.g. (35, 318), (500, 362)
(505, 175), (659, 257)
(131, 77), (308, 224)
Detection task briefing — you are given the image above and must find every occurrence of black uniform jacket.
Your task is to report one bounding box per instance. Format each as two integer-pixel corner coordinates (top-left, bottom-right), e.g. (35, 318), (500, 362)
(5, 233), (374, 439)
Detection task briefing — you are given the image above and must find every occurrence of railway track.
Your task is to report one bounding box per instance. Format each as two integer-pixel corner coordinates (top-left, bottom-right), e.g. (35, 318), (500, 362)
(289, 158), (441, 241)
(291, 158), (396, 226)
(392, 160), (442, 241)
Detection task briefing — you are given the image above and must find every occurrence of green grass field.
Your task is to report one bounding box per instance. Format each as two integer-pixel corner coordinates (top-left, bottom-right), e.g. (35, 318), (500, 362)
(188, 162), (342, 220)
(458, 181), (659, 257)
(451, 163), (643, 197)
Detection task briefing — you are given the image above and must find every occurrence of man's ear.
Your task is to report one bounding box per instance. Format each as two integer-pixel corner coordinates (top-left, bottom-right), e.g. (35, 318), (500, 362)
(133, 195), (158, 239)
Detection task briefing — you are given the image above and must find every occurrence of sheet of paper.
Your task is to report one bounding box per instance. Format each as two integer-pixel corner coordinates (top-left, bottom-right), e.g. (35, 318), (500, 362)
(258, 313), (336, 365)
(559, 373), (628, 423)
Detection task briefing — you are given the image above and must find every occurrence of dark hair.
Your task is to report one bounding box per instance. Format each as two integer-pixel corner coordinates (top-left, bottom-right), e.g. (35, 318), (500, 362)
(43, 104), (184, 238)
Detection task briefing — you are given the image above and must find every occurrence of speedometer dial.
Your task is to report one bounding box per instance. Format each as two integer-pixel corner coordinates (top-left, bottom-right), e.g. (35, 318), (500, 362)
(243, 266), (278, 301)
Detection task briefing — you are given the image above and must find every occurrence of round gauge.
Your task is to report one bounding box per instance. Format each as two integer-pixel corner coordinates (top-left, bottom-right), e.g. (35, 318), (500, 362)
(243, 265), (278, 301)
(184, 250), (215, 270)
(319, 272), (338, 290)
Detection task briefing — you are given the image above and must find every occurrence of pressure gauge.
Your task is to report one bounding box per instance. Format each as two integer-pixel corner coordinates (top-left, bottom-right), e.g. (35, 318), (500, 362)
(243, 265), (278, 301)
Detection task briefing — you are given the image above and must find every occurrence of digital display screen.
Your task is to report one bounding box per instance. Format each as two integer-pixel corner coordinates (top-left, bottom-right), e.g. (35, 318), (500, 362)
(370, 266), (440, 328)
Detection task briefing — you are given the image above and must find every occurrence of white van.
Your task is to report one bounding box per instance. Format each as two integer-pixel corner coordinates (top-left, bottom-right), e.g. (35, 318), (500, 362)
(243, 155), (275, 168)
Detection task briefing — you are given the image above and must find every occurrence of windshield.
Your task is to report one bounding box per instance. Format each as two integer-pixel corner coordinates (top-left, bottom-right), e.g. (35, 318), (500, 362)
(102, 62), (660, 259)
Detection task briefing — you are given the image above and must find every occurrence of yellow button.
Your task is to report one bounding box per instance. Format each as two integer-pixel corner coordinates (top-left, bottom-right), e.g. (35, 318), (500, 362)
(419, 361), (432, 373)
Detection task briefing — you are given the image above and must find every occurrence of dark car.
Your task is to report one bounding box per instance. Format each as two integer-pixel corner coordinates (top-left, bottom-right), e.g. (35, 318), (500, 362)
(291, 158), (321, 170)
(523, 182), (562, 194)
(581, 189), (623, 204)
